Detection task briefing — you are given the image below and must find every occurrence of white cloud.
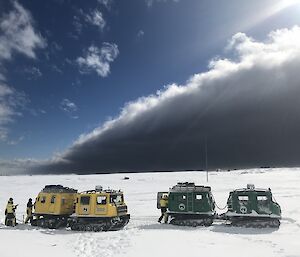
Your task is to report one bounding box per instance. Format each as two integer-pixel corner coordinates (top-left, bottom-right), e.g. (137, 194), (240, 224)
(137, 30), (145, 39)
(97, 0), (113, 9)
(0, 83), (13, 97)
(85, 9), (106, 31)
(0, 1), (46, 60)
(0, 128), (8, 141)
(60, 98), (79, 119)
(72, 15), (83, 35)
(0, 85), (18, 127)
(74, 25), (300, 145)
(76, 43), (119, 77)
(28, 108), (47, 117)
(51, 41), (62, 51)
(0, 72), (5, 81)
(0, 158), (41, 175)
(9, 25), (300, 173)
(52, 64), (63, 74)
(24, 66), (42, 80)
(0, 83), (27, 141)
(7, 135), (24, 146)
(71, 8), (106, 38)
(0, 1), (44, 143)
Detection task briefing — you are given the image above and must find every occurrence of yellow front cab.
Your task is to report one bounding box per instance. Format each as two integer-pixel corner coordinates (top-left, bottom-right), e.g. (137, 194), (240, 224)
(69, 185), (130, 231)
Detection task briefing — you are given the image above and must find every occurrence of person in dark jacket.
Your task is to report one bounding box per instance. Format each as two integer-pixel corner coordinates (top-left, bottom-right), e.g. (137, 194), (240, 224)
(25, 198), (34, 224)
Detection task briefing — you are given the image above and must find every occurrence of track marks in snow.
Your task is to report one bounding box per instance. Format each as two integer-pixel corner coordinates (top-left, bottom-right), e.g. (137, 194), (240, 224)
(73, 228), (138, 257)
(239, 235), (287, 257)
(281, 217), (300, 228)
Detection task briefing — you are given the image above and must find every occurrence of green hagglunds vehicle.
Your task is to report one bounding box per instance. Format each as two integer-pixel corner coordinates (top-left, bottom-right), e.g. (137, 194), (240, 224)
(223, 184), (281, 228)
(157, 183), (281, 228)
(158, 182), (216, 227)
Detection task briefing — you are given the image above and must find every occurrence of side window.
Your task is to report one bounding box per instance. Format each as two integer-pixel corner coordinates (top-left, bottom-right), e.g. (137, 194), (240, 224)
(61, 198), (66, 205)
(238, 196), (249, 202)
(97, 196), (107, 205)
(227, 193), (233, 206)
(110, 195), (123, 204)
(41, 196), (46, 204)
(115, 195), (123, 203)
(51, 195), (56, 204)
(80, 196), (90, 205)
(196, 194), (202, 200)
(257, 196), (268, 201)
(257, 195), (268, 206)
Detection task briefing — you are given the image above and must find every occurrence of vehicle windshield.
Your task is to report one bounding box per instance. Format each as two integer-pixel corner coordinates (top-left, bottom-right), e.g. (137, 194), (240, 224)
(110, 194), (123, 204)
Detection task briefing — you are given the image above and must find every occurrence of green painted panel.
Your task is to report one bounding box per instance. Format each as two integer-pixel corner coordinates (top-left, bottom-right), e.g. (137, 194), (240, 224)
(227, 190), (281, 216)
(168, 191), (215, 213)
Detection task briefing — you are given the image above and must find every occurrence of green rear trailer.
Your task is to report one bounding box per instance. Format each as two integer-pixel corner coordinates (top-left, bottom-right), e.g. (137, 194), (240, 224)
(224, 184), (281, 228)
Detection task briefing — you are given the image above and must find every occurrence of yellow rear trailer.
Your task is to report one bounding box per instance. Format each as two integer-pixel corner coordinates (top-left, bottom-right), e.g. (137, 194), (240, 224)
(32, 185), (77, 228)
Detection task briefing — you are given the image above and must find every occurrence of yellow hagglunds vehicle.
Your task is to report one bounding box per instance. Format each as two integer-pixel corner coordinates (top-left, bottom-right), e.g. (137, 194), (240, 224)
(68, 186), (130, 231)
(31, 185), (130, 231)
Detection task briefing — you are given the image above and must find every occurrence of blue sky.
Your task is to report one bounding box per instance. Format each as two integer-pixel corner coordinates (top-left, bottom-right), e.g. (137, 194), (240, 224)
(1, 0), (300, 173)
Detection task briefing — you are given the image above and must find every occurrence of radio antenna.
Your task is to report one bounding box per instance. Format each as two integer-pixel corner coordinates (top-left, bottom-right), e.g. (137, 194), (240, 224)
(205, 137), (208, 182)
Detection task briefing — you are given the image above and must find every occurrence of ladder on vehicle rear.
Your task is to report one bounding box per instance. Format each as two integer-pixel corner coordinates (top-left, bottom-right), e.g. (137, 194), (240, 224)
(187, 193), (193, 212)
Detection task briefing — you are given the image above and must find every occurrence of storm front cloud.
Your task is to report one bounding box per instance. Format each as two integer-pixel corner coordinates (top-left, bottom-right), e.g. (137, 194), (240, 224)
(32, 26), (300, 174)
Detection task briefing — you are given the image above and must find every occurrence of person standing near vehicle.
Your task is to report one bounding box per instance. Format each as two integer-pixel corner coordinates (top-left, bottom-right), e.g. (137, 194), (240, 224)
(24, 198), (34, 224)
(158, 194), (169, 223)
(5, 198), (18, 226)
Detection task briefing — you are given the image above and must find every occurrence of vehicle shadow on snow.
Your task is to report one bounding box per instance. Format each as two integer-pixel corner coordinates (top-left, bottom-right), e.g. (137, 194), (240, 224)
(211, 224), (279, 235)
(0, 223), (80, 235)
(281, 217), (300, 228)
(0, 223), (38, 231)
(137, 223), (208, 231)
(137, 223), (279, 235)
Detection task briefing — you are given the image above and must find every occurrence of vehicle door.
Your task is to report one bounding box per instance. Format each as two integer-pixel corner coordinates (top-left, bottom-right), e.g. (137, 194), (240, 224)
(176, 193), (188, 212)
(237, 194), (250, 214)
(256, 194), (271, 214)
(49, 195), (56, 213)
(95, 195), (107, 215)
(79, 196), (91, 215)
(187, 192), (194, 212)
(193, 193), (205, 212)
(157, 192), (168, 209)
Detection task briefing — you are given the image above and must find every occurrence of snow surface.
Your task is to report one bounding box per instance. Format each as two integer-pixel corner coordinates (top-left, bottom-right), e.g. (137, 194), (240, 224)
(0, 168), (300, 257)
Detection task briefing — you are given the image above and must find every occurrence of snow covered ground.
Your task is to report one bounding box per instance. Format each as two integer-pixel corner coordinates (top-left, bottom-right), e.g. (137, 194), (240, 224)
(0, 168), (299, 257)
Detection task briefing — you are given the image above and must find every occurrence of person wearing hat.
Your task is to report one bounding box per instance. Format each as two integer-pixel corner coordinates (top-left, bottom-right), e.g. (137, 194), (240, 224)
(158, 194), (169, 223)
(25, 198), (34, 224)
(5, 198), (18, 226)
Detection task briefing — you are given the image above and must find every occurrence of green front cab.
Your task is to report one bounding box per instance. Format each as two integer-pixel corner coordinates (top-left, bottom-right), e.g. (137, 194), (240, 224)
(158, 182), (216, 227)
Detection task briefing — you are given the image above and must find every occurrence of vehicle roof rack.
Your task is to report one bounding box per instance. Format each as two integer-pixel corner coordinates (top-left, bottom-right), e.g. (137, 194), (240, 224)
(42, 185), (77, 193)
(81, 189), (122, 194)
(170, 182), (211, 192)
